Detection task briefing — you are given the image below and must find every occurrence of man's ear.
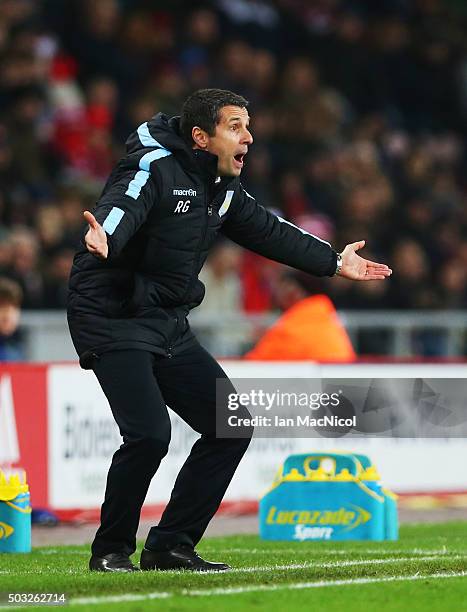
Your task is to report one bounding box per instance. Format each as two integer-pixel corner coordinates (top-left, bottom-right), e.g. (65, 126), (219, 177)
(192, 126), (209, 149)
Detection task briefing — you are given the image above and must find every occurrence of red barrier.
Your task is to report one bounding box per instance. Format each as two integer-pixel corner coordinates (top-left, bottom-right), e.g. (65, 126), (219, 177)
(0, 365), (48, 508)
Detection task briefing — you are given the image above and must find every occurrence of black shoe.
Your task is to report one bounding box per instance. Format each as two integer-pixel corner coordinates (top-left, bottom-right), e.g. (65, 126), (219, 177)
(89, 552), (140, 572)
(140, 545), (231, 572)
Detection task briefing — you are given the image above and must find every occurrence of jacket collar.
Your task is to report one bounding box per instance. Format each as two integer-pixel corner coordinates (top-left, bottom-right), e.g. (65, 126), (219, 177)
(191, 148), (219, 182)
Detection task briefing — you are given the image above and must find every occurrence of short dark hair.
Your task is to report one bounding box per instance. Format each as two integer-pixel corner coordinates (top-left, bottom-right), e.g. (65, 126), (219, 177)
(180, 88), (249, 144)
(0, 277), (22, 307)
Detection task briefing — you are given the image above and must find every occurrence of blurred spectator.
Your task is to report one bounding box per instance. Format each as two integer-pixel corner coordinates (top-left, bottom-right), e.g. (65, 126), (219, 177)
(197, 241), (248, 355)
(198, 241), (243, 314)
(0, 276), (23, 360)
(438, 258), (467, 309)
(58, 188), (87, 248)
(0, 0), (466, 357)
(245, 271), (356, 361)
(8, 227), (44, 308)
(43, 247), (74, 308)
(388, 238), (436, 309)
(35, 204), (65, 255)
(240, 251), (277, 313)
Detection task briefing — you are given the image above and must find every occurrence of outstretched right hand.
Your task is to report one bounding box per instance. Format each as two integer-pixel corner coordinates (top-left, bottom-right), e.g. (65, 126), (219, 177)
(83, 211), (108, 259)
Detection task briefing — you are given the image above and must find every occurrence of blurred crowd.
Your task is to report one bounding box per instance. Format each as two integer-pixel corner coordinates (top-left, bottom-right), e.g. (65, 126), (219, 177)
(1, 0), (467, 323)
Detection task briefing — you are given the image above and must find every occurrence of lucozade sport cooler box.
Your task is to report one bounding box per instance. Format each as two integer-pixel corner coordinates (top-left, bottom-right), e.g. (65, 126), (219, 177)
(259, 452), (398, 541)
(0, 470), (31, 553)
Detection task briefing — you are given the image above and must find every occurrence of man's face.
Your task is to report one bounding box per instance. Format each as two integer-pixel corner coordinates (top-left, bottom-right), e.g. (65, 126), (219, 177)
(0, 303), (20, 337)
(205, 106), (253, 177)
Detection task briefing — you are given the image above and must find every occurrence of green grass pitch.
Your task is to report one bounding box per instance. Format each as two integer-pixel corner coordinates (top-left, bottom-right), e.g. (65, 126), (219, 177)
(0, 522), (466, 611)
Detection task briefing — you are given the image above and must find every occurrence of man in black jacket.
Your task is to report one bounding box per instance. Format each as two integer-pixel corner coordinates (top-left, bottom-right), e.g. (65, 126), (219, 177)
(67, 89), (391, 573)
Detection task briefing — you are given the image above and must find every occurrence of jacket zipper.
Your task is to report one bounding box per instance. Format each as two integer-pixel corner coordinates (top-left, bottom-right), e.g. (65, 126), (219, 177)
(166, 312), (179, 358)
(180, 189), (211, 305)
(167, 189), (211, 357)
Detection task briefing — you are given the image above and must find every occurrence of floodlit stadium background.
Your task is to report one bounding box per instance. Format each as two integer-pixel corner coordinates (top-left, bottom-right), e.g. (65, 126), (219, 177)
(2, 0), (467, 359)
(0, 1), (466, 519)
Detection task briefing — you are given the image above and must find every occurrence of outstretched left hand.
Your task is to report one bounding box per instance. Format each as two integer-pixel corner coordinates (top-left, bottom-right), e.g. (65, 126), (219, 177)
(339, 241), (392, 281)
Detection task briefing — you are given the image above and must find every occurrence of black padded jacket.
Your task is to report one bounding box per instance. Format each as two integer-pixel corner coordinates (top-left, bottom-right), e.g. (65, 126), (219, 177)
(67, 113), (338, 368)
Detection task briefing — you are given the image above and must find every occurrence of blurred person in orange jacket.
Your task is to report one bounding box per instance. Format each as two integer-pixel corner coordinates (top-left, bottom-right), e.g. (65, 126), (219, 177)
(245, 271), (356, 362)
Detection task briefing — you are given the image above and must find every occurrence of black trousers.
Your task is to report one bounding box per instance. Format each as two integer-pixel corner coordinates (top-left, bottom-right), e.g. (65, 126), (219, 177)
(91, 341), (252, 557)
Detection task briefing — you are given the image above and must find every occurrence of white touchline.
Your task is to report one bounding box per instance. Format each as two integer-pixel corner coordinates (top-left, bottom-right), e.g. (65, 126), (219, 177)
(35, 546), (453, 557)
(65, 571), (466, 606)
(183, 571), (467, 598)
(0, 569), (86, 576)
(0, 569), (465, 609)
(37, 549), (89, 555)
(200, 547), (452, 556)
(227, 554), (467, 573)
(0, 592), (171, 610)
(2, 553), (466, 576)
(70, 592), (171, 605)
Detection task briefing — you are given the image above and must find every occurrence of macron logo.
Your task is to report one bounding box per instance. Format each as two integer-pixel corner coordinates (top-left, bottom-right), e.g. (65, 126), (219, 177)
(173, 188), (197, 197)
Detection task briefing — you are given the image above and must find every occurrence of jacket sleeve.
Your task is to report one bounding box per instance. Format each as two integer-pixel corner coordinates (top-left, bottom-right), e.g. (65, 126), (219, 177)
(88, 166), (160, 260)
(220, 184), (338, 277)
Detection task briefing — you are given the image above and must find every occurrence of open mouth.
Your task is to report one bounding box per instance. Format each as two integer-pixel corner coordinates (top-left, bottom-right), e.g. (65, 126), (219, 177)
(233, 153), (246, 168)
